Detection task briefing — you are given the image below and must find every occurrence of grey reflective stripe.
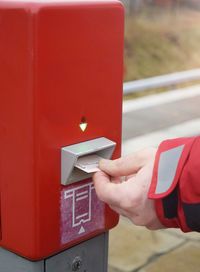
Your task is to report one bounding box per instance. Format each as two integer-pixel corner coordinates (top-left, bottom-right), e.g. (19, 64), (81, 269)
(155, 145), (185, 194)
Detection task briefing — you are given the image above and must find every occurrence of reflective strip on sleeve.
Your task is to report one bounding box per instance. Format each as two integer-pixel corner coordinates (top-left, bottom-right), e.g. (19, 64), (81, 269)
(155, 145), (184, 194)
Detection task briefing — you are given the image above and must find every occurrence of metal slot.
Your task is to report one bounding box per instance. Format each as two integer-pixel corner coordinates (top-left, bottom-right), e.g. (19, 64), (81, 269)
(61, 137), (116, 185)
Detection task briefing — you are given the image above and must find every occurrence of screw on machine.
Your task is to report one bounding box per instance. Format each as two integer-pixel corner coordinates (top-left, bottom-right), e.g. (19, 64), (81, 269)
(72, 256), (83, 271)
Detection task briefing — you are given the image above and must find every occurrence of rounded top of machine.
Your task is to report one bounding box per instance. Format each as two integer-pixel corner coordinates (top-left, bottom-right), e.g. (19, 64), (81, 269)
(0, 0), (123, 11)
(0, 0), (121, 4)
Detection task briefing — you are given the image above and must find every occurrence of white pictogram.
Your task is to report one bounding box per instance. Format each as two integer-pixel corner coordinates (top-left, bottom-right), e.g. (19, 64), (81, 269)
(78, 226), (85, 234)
(64, 182), (95, 234)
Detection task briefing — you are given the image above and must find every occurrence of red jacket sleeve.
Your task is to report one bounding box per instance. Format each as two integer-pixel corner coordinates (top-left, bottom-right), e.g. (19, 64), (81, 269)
(148, 136), (200, 232)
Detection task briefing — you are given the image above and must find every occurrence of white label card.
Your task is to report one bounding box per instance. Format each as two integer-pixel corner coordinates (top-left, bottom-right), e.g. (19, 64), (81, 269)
(75, 154), (102, 173)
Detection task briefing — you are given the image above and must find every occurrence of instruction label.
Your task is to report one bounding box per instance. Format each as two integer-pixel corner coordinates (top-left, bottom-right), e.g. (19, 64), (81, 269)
(60, 181), (105, 245)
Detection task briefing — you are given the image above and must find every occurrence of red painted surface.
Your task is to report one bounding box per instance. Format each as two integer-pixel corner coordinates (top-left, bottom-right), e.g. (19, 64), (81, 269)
(0, 0), (124, 260)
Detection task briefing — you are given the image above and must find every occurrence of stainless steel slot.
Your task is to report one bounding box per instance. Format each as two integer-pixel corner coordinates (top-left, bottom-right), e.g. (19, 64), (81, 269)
(61, 137), (116, 185)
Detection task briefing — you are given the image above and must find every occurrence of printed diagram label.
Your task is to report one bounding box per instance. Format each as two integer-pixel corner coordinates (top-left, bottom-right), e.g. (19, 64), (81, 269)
(61, 181), (105, 245)
(65, 184), (92, 234)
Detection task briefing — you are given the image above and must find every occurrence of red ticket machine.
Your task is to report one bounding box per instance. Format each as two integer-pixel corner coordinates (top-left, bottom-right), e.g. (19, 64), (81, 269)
(0, 0), (124, 270)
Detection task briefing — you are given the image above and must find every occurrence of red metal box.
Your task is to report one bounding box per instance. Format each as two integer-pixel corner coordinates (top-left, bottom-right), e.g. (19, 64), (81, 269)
(0, 0), (124, 260)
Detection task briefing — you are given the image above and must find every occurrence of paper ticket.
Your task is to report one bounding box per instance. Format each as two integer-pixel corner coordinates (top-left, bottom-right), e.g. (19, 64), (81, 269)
(75, 154), (102, 173)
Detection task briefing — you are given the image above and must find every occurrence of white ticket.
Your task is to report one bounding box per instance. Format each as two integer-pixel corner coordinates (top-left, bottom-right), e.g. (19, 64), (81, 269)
(75, 154), (102, 173)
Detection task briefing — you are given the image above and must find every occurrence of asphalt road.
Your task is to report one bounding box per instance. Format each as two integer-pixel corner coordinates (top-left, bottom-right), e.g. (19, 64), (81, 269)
(123, 95), (200, 140)
(122, 85), (200, 154)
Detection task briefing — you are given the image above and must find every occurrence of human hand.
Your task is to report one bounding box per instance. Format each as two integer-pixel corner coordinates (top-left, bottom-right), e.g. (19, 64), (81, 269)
(93, 148), (164, 230)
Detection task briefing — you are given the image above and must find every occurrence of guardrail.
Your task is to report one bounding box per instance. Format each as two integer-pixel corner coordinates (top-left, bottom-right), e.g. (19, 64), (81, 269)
(123, 69), (200, 95)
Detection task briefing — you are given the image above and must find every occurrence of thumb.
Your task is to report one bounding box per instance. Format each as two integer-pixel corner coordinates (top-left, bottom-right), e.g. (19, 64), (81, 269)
(99, 148), (156, 177)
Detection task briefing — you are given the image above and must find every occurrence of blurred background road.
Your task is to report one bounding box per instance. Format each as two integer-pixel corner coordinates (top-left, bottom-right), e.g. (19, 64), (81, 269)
(108, 0), (200, 271)
(122, 84), (200, 154)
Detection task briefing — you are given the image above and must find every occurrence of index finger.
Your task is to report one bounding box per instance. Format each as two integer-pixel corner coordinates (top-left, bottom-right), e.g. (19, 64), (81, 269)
(99, 148), (156, 177)
(93, 171), (122, 206)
